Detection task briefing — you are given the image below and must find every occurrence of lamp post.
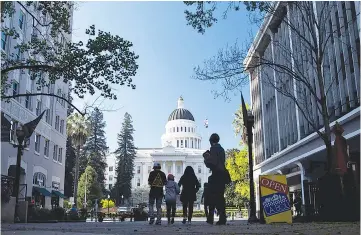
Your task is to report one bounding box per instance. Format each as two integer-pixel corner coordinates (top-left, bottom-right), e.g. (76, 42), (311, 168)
(241, 94), (258, 223)
(107, 195), (110, 215)
(13, 127), (25, 222)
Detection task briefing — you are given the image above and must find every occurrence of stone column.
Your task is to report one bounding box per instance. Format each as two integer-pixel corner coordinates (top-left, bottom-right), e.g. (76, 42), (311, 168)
(182, 162), (186, 174)
(172, 161), (176, 175)
(162, 162), (166, 173)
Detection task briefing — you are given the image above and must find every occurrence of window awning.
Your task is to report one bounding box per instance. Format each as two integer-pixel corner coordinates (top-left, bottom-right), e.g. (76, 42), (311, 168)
(33, 186), (51, 197)
(52, 190), (65, 198)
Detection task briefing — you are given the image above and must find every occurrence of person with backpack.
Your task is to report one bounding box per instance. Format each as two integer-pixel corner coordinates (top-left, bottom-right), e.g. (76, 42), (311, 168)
(165, 173), (180, 225)
(178, 166), (200, 224)
(203, 133), (230, 225)
(148, 162), (167, 225)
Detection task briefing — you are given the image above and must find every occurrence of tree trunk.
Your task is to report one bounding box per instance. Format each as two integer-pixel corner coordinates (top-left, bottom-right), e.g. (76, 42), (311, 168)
(74, 144), (80, 208)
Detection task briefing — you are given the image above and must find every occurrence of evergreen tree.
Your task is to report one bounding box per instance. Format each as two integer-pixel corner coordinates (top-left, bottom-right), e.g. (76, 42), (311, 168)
(113, 113), (136, 204)
(64, 137), (76, 198)
(82, 108), (108, 192)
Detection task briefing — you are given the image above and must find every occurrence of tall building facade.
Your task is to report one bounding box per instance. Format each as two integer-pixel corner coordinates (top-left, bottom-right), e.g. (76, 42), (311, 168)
(1, 2), (73, 208)
(245, 2), (360, 216)
(105, 97), (211, 203)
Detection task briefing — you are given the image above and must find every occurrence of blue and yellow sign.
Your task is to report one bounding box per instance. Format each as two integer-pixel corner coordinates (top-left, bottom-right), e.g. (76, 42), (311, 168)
(259, 175), (292, 224)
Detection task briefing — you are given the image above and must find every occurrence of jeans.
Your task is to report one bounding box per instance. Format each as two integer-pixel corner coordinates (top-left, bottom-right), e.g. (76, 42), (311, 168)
(182, 200), (194, 220)
(149, 196), (162, 221)
(166, 201), (176, 219)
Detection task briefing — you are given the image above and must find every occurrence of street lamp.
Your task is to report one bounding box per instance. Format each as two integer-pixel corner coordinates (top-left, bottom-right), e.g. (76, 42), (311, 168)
(121, 195), (124, 205)
(107, 195), (110, 215)
(241, 94), (258, 223)
(13, 127), (25, 222)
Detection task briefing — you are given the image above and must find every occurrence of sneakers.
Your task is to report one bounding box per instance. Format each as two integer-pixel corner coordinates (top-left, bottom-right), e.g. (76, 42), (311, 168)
(155, 220), (161, 225)
(171, 218), (174, 224)
(216, 220), (226, 225)
(182, 218), (187, 224)
(149, 218), (155, 225)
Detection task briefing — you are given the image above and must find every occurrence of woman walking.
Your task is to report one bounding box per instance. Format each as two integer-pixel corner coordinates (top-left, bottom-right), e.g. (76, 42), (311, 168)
(178, 166), (200, 224)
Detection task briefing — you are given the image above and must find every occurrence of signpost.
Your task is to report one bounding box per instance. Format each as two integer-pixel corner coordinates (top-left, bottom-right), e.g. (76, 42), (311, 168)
(259, 175), (292, 224)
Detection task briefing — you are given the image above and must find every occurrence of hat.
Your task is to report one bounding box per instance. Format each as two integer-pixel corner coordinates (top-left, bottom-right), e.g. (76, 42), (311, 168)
(167, 174), (174, 180)
(153, 162), (161, 169)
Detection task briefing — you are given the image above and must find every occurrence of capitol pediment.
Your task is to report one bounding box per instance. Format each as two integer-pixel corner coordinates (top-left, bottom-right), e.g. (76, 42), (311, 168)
(162, 145), (175, 153)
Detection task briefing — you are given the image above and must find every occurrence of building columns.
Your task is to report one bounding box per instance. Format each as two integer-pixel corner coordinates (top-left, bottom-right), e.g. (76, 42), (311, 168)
(182, 162), (186, 174)
(172, 161), (175, 175)
(162, 162), (166, 173)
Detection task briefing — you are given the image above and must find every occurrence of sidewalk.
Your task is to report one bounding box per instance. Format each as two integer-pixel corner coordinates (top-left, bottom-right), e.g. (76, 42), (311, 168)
(2, 220), (359, 235)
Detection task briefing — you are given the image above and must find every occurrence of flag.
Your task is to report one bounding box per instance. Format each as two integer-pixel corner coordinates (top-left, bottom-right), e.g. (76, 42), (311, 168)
(23, 110), (46, 138)
(204, 119), (208, 128)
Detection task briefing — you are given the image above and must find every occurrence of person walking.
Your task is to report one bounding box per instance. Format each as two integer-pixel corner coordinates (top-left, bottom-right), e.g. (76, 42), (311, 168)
(178, 166), (200, 224)
(148, 162), (167, 225)
(203, 133), (229, 225)
(165, 174), (180, 225)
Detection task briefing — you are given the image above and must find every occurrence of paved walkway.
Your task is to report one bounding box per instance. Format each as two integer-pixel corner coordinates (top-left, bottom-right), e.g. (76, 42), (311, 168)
(1, 221), (359, 235)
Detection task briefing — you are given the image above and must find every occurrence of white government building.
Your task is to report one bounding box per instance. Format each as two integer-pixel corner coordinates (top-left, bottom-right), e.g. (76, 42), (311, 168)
(105, 97), (211, 192)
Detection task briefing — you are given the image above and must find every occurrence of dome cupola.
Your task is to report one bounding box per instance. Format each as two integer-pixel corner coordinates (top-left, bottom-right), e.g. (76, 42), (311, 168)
(168, 96), (195, 121)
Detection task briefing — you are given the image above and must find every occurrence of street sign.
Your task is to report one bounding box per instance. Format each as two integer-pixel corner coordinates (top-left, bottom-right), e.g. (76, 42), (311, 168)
(259, 175), (292, 224)
(1, 112), (12, 142)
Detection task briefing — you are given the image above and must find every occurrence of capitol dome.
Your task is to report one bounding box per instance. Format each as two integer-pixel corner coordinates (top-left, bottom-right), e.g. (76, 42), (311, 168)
(168, 97), (195, 121)
(161, 96), (202, 149)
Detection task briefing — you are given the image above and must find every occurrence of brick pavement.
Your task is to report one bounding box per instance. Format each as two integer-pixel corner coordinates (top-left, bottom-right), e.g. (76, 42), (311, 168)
(1, 221), (359, 235)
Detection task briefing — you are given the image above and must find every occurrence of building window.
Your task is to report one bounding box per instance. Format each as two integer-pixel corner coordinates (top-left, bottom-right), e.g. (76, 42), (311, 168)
(188, 127), (190, 132)
(53, 145), (58, 161)
(198, 165), (202, 174)
(58, 147), (63, 163)
(10, 120), (18, 142)
(57, 89), (61, 103)
(181, 127), (183, 132)
(33, 172), (46, 187)
(45, 109), (50, 123)
(60, 120), (64, 134)
(19, 10), (25, 30)
(55, 115), (60, 130)
(177, 127), (179, 132)
(61, 93), (66, 107)
(25, 92), (32, 109)
(34, 134), (41, 152)
(137, 178), (140, 187)
(148, 166), (151, 173)
(191, 139), (194, 148)
(198, 178), (202, 188)
(185, 140), (188, 148)
(137, 166), (141, 174)
(109, 166), (113, 171)
(109, 175), (113, 181)
(36, 100), (42, 116)
(12, 81), (19, 101)
(16, 47), (21, 60)
(1, 31), (6, 50)
(44, 140), (49, 157)
(173, 127), (175, 132)
(177, 166), (181, 174)
(177, 140), (179, 147)
(185, 127), (187, 132)
(180, 140), (183, 147)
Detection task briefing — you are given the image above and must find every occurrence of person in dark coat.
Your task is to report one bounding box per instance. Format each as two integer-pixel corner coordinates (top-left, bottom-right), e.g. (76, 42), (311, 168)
(178, 166), (200, 224)
(206, 133), (227, 225)
(201, 182), (210, 218)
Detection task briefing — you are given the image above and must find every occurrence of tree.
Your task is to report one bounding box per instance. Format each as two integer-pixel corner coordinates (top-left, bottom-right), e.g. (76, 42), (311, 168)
(184, 1), (360, 173)
(64, 137), (76, 198)
(77, 165), (102, 208)
(113, 113), (137, 203)
(233, 103), (250, 145)
(67, 113), (91, 207)
(225, 147), (249, 203)
(81, 108), (108, 192)
(130, 186), (150, 205)
(1, 1), (139, 112)
(100, 199), (115, 209)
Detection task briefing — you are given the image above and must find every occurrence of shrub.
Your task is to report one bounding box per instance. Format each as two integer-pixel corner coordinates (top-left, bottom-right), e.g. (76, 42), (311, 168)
(67, 210), (79, 221)
(79, 208), (88, 219)
(28, 208), (52, 221)
(51, 207), (66, 220)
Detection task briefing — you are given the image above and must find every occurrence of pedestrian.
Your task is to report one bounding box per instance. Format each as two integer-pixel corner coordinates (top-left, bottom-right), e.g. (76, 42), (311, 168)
(148, 162), (167, 225)
(203, 133), (228, 225)
(178, 166), (200, 224)
(165, 174), (180, 225)
(201, 182), (210, 218)
(293, 193), (302, 217)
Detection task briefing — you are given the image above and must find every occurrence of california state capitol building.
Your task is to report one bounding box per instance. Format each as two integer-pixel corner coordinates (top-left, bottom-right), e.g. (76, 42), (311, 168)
(105, 97), (211, 202)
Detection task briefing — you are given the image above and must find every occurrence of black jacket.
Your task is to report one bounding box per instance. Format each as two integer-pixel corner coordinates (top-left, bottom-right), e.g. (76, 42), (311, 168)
(148, 170), (166, 197)
(178, 174), (200, 202)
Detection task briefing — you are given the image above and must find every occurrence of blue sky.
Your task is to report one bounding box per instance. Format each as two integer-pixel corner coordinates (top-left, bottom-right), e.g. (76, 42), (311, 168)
(72, 1), (258, 152)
